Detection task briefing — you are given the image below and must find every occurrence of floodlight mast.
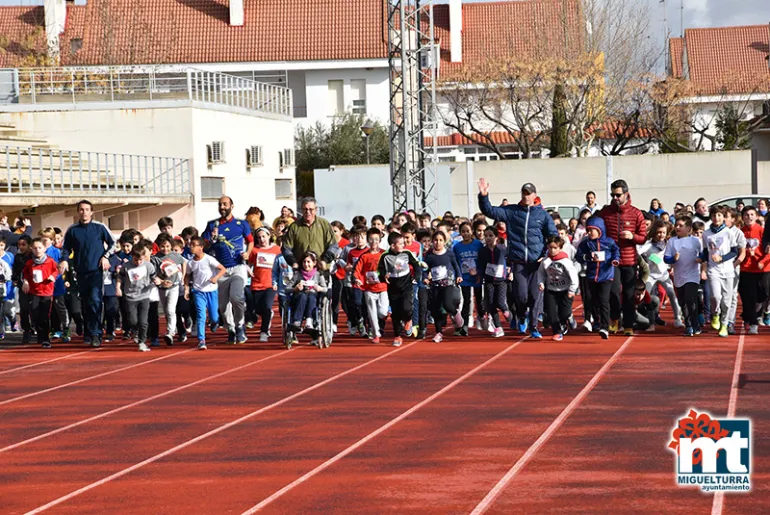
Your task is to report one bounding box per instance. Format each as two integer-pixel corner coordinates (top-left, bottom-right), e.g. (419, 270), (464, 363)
(387, 0), (439, 215)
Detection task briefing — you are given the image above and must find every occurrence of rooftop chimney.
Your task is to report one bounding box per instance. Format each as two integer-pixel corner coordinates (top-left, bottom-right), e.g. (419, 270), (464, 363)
(230, 0), (244, 26)
(44, 0), (66, 62)
(449, 0), (462, 63)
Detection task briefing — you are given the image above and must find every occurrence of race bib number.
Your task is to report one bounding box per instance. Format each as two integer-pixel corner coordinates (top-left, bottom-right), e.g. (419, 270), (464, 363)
(303, 279), (316, 289)
(160, 260), (180, 278)
(256, 252), (276, 269)
(648, 253), (662, 265)
(32, 269), (43, 284)
(129, 267), (147, 283)
(747, 238), (759, 250)
(103, 271), (112, 285)
(431, 266), (448, 281)
(365, 271), (380, 284)
(149, 287), (160, 302)
(461, 259), (477, 275)
(391, 255), (410, 278)
(485, 263), (504, 278)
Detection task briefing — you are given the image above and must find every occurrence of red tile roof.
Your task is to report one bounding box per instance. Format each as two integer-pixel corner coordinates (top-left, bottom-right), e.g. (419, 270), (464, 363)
(0, 0), (583, 72)
(669, 25), (770, 96)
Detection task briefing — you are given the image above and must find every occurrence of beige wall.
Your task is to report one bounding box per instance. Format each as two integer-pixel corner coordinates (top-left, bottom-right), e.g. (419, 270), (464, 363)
(452, 151), (758, 217)
(759, 161), (770, 195)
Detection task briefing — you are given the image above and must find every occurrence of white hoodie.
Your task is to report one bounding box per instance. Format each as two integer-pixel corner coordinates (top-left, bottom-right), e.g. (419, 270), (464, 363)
(537, 253), (579, 294)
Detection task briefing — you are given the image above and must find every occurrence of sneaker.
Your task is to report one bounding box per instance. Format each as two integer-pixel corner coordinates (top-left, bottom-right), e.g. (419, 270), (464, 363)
(51, 331), (63, 340)
(552, 333), (563, 341)
(104, 332), (115, 343)
(245, 321), (254, 330)
(197, 341), (207, 350)
(452, 312), (464, 329)
(474, 318), (483, 331)
(258, 332), (268, 342)
(150, 338), (160, 347)
(645, 326), (656, 332)
(404, 320), (412, 336)
(432, 332), (443, 343)
(673, 319), (685, 329)
(599, 329), (609, 340)
(493, 327), (505, 338)
(763, 313), (770, 326)
(417, 330), (427, 340)
(392, 337), (403, 347)
(624, 328), (634, 336)
(655, 316), (666, 326)
(10, 320), (17, 332)
(357, 322), (366, 336)
(569, 316), (578, 330)
(236, 327), (248, 344)
(517, 318), (528, 334)
(163, 335), (173, 346)
(503, 311), (514, 324)
(305, 318), (314, 330)
(530, 329), (542, 339)
(22, 331), (33, 344)
(694, 327), (703, 335)
(0, 332), (5, 341)
(727, 323), (736, 336)
(178, 333), (188, 343)
(138, 343), (151, 352)
(209, 322), (219, 333)
(711, 315), (721, 331)
(41, 341), (52, 349)
(609, 320), (619, 333)
(684, 327), (694, 337)
(372, 336), (380, 344)
(332, 324), (338, 333)
(718, 324), (729, 338)
(122, 330), (133, 341)
(487, 320), (496, 333)
(459, 326), (469, 337)
(227, 331), (237, 344)
(91, 338), (102, 348)
(411, 325), (419, 338)
(310, 339), (319, 346)
(698, 314), (706, 328)
(748, 325), (759, 335)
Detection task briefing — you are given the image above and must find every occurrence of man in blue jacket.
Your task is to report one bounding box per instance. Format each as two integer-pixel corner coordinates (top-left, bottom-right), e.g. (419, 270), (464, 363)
(478, 178), (557, 338)
(60, 200), (116, 348)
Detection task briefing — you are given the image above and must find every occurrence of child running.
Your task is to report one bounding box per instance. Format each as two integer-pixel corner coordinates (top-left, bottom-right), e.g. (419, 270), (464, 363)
(185, 236), (226, 350)
(538, 235), (578, 341)
(378, 231), (423, 346)
(354, 229), (388, 343)
(477, 226), (511, 337)
(116, 241), (157, 352)
(737, 206), (770, 334)
(423, 230), (463, 343)
(576, 217), (620, 339)
(247, 227), (282, 342)
(702, 206), (740, 337)
(453, 221), (484, 336)
(21, 238), (59, 348)
(665, 216), (704, 336)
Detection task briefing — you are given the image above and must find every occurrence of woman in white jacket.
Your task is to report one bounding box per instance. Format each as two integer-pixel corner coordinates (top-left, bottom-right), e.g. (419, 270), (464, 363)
(637, 220), (684, 328)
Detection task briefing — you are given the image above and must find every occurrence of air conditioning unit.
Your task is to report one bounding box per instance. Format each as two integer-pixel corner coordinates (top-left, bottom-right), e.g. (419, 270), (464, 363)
(281, 148), (294, 167)
(208, 141), (225, 165)
(246, 145), (262, 167)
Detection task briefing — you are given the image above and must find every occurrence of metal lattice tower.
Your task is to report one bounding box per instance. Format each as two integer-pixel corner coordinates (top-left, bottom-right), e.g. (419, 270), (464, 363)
(387, 0), (439, 215)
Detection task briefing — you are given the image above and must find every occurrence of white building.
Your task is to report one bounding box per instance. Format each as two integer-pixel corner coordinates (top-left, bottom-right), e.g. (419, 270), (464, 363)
(0, 67), (295, 235)
(668, 25), (770, 157)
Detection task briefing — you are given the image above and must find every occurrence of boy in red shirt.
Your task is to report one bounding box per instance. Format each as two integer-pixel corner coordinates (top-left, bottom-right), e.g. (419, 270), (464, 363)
(341, 225), (369, 336)
(22, 238), (59, 348)
(738, 206), (770, 334)
(354, 228), (388, 343)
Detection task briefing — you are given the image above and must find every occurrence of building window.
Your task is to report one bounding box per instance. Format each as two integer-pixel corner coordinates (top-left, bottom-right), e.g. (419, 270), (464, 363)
(351, 79), (366, 115)
(207, 141), (225, 164)
(275, 178), (293, 199)
(327, 80), (344, 116)
(247, 145), (263, 167)
(201, 177), (224, 201)
(279, 149), (294, 168)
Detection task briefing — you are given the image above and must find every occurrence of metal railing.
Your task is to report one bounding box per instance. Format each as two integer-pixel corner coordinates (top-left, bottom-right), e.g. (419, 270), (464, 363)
(0, 66), (292, 117)
(0, 145), (191, 197)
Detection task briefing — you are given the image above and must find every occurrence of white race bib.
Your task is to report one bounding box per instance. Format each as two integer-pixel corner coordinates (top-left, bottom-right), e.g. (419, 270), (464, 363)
(461, 259), (477, 275)
(365, 271), (380, 284)
(485, 263), (504, 278)
(391, 255), (410, 278)
(32, 269), (43, 284)
(303, 279), (316, 288)
(103, 271), (112, 285)
(431, 266), (448, 281)
(592, 251), (606, 262)
(256, 252), (276, 269)
(129, 266), (147, 283)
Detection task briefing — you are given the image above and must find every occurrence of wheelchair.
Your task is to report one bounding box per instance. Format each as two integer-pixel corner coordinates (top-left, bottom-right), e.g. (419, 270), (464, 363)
(280, 270), (333, 349)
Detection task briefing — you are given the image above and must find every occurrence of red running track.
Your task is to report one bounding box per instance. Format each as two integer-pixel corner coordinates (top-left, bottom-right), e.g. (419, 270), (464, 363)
(0, 308), (768, 514)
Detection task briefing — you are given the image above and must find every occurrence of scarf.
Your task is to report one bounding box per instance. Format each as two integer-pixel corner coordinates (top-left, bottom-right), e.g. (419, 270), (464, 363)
(301, 269), (316, 281)
(33, 255), (48, 265)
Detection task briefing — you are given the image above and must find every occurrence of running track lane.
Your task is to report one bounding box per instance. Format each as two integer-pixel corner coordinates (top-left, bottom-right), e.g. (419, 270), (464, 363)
(2, 342), (419, 513)
(722, 334), (770, 515)
(241, 333), (628, 514)
(20, 338), (528, 514)
(0, 349), (97, 375)
(0, 347), (293, 450)
(475, 332), (740, 514)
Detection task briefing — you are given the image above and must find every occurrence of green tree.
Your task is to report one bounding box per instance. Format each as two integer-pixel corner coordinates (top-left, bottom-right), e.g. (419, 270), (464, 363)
(715, 105), (752, 151)
(294, 113), (389, 197)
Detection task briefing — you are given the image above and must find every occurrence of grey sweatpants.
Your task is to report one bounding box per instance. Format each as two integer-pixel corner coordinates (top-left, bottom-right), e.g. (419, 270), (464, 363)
(218, 264), (247, 332)
(708, 274), (735, 325)
(158, 287), (179, 338)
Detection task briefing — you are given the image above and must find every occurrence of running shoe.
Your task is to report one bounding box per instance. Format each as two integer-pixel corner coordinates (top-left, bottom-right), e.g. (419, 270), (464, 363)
(763, 313), (770, 326)
(260, 332), (269, 342)
(748, 325), (759, 335)
(718, 324), (729, 338)
(150, 338), (160, 347)
(392, 337), (403, 347)
(530, 329), (542, 339)
(372, 336), (380, 344)
(673, 319), (685, 329)
(711, 315), (721, 331)
(432, 332), (443, 343)
(41, 341), (52, 349)
(236, 326), (248, 344)
(493, 327), (505, 338)
(684, 327), (694, 337)
(655, 316), (666, 326)
(569, 316), (578, 330)
(727, 323), (736, 336)
(452, 312), (464, 329)
(138, 343), (151, 352)
(609, 320), (619, 333)
(552, 333), (564, 341)
(227, 331), (237, 344)
(197, 341), (207, 350)
(22, 331), (33, 344)
(624, 328), (635, 336)
(599, 329), (609, 340)
(517, 318), (528, 334)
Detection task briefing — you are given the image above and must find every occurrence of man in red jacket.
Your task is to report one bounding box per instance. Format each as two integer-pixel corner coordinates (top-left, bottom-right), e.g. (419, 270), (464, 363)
(597, 179), (647, 335)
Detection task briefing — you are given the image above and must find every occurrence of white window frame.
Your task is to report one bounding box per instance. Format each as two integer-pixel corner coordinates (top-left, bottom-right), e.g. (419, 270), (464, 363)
(201, 177), (225, 201)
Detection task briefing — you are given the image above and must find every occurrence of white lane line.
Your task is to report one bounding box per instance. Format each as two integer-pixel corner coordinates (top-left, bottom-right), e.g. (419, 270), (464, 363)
(469, 335), (635, 515)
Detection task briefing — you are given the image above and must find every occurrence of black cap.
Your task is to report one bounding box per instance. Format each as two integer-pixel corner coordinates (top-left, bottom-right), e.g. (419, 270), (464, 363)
(521, 183), (537, 194)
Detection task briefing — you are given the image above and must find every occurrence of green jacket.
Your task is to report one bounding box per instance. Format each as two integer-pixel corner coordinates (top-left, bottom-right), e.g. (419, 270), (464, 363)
(281, 216), (336, 266)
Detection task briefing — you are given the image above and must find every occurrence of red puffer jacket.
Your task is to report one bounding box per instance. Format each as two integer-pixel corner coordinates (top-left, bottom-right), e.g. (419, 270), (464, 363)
(596, 194), (647, 266)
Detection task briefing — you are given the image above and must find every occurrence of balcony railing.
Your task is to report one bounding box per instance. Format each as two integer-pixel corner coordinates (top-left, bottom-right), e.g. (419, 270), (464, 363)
(0, 66), (292, 118)
(0, 145), (191, 197)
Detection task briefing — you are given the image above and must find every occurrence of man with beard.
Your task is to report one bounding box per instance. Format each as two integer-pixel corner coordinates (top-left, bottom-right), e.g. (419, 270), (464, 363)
(597, 179), (646, 335)
(202, 196), (253, 344)
(282, 197), (337, 268)
(693, 198), (712, 230)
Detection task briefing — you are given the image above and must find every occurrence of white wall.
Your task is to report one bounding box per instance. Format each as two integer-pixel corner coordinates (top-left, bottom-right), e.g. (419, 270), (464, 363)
(4, 106), (295, 232)
(301, 68), (389, 126)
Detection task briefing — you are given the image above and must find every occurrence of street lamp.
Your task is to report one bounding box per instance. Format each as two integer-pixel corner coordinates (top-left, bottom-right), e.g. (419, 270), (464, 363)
(360, 118), (375, 164)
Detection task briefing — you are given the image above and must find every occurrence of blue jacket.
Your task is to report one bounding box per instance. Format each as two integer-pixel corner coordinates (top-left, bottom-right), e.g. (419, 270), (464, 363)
(575, 217), (620, 283)
(478, 194), (557, 263)
(62, 221), (116, 274)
